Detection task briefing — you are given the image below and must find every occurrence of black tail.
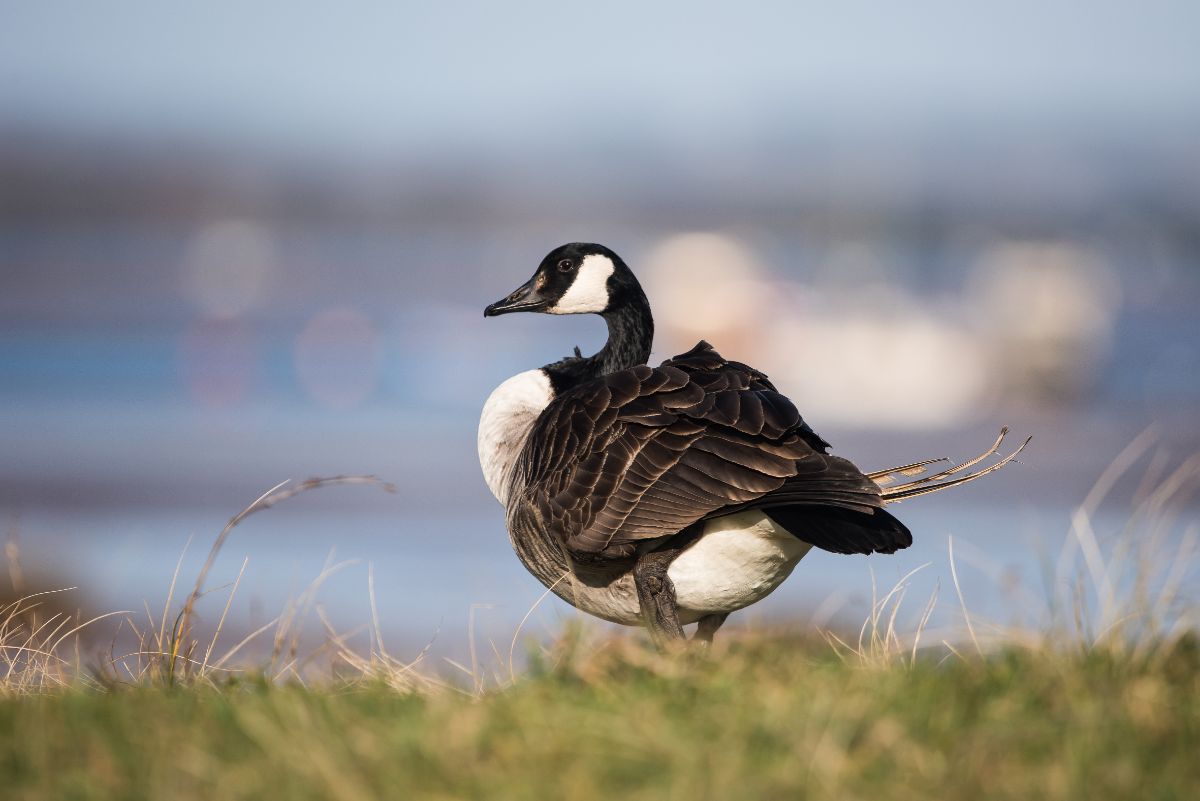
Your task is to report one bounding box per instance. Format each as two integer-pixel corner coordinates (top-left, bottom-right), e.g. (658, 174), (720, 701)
(768, 505), (913, 555)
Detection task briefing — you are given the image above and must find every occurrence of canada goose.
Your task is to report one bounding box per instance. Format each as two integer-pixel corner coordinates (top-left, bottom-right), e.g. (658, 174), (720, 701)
(479, 243), (1027, 644)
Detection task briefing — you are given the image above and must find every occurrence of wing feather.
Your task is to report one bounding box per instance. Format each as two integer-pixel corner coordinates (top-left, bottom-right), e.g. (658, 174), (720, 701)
(515, 341), (894, 560)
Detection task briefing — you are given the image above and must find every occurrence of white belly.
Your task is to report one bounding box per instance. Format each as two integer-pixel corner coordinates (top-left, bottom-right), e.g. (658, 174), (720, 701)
(564, 510), (810, 626)
(670, 510), (811, 621)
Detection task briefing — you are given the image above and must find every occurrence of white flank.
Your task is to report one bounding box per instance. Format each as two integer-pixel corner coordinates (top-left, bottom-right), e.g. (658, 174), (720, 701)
(478, 369), (553, 505)
(561, 577), (643, 626)
(669, 510), (812, 618)
(549, 254), (614, 314)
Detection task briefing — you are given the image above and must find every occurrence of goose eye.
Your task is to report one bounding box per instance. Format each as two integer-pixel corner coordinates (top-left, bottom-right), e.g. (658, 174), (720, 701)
(557, 259), (574, 272)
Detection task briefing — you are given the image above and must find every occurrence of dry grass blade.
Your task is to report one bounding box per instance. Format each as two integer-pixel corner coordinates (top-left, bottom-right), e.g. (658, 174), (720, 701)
(271, 554), (359, 681)
(509, 572), (569, 683)
(948, 536), (983, 657)
(201, 557), (248, 674)
(169, 475), (395, 682)
(467, 603), (496, 696)
(210, 618), (281, 671)
(158, 534), (192, 666)
(910, 580), (940, 666)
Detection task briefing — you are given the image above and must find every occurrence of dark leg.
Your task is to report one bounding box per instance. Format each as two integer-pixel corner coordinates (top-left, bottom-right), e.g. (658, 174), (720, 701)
(633, 549), (686, 646)
(693, 612), (729, 645)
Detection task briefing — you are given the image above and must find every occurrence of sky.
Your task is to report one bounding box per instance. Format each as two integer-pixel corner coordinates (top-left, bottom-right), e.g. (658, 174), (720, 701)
(3, 1), (1199, 157)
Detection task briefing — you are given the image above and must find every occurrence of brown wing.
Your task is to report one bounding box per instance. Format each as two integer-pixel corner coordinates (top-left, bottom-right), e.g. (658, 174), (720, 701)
(514, 341), (903, 561)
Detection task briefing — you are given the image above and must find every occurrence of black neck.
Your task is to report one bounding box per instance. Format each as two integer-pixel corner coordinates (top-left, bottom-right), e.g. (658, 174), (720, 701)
(597, 285), (654, 374)
(542, 281), (654, 394)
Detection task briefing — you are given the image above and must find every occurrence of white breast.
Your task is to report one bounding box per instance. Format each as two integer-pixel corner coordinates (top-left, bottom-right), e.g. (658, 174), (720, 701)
(478, 369), (553, 506)
(669, 510), (812, 620)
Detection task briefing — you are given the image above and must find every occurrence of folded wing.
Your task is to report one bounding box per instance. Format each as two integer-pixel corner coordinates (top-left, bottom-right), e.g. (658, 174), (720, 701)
(514, 341), (907, 560)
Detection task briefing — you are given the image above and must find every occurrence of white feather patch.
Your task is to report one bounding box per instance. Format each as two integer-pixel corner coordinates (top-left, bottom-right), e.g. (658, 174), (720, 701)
(558, 511), (812, 627)
(478, 369), (552, 505)
(669, 511), (812, 617)
(549, 254), (614, 314)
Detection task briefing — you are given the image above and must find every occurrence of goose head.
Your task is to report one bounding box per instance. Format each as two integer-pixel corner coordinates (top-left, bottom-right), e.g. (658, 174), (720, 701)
(484, 243), (641, 318)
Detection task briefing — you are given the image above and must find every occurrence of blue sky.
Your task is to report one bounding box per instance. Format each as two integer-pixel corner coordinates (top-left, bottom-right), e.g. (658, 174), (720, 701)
(3, 2), (1198, 155)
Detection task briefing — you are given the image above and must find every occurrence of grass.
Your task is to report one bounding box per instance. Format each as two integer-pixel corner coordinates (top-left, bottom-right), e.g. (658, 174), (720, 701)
(2, 637), (1198, 801)
(1, 435), (1198, 800)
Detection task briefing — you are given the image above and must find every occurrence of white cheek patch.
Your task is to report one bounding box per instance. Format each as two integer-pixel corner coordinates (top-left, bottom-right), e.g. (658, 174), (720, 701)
(550, 254), (614, 314)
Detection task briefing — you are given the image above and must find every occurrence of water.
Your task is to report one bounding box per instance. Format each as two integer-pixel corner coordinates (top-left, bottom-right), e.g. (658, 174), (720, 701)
(2, 223), (1197, 664)
(14, 498), (1088, 658)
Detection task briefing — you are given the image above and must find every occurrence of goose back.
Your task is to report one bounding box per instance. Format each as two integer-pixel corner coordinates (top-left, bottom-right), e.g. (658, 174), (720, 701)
(509, 341), (910, 562)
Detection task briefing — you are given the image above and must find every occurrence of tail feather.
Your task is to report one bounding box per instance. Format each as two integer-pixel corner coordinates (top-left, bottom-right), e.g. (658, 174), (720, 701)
(875, 428), (1031, 503)
(867, 457), (949, 486)
(879, 427), (1009, 490)
(769, 505), (913, 555)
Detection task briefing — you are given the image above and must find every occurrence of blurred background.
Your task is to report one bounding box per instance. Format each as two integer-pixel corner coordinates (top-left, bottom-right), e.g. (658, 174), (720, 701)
(2, 2), (1198, 660)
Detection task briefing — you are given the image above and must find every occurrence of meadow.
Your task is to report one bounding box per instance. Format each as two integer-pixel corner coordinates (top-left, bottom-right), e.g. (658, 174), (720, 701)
(1, 439), (1197, 801)
(3, 635), (1197, 801)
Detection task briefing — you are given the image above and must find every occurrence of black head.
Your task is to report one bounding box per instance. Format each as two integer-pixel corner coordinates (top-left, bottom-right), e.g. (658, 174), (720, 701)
(483, 243), (640, 318)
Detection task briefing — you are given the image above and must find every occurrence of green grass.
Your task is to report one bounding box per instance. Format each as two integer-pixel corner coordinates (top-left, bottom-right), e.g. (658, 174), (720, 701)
(2, 635), (1198, 801)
